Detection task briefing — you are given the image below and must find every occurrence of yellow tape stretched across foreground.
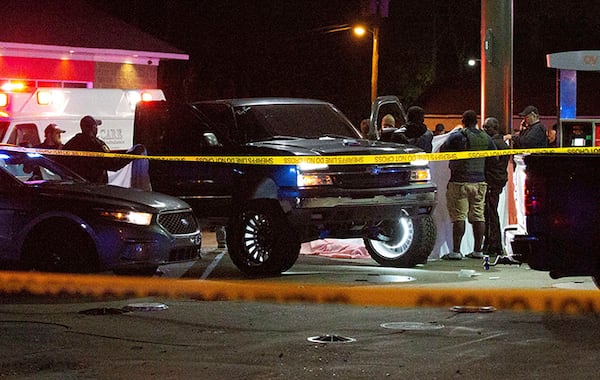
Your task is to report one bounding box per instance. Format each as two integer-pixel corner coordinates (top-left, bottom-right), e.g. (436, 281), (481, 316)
(3, 145), (600, 314)
(4, 145), (600, 165)
(2, 271), (599, 315)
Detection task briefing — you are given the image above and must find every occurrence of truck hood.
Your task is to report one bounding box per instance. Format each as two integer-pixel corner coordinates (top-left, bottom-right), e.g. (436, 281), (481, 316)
(249, 137), (423, 157)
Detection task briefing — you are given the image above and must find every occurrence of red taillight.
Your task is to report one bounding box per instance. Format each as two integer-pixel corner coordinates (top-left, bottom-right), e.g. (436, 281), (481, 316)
(524, 176), (545, 215)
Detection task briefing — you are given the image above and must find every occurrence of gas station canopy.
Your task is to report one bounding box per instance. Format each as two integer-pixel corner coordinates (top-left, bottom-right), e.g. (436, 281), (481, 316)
(547, 50), (600, 71)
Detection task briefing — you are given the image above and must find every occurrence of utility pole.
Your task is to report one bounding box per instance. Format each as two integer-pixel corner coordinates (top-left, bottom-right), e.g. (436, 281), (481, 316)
(371, 25), (379, 103)
(481, 0), (513, 133)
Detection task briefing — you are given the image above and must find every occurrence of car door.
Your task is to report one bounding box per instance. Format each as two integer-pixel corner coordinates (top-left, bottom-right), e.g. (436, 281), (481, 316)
(0, 170), (22, 258)
(369, 96), (407, 141)
(134, 101), (235, 223)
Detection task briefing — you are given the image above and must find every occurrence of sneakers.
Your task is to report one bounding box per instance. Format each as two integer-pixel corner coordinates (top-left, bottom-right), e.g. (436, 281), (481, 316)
(441, 251), (463, 260)
(466, 251), (484, 259)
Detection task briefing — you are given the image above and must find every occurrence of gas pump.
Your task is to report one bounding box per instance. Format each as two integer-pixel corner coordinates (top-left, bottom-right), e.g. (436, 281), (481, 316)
(558, 119), (600, 147)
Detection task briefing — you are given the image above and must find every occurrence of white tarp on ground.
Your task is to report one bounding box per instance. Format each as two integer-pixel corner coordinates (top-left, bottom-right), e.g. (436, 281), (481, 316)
(300, 239), (370, 259)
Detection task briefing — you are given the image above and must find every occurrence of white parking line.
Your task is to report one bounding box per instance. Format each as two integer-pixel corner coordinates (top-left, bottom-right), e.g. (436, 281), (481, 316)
(200, 252), (225, 279)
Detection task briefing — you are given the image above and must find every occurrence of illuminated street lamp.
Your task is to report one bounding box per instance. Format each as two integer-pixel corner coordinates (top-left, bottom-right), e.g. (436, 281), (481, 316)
(467, 58), (481, 67)
(321, 23), (379, 103)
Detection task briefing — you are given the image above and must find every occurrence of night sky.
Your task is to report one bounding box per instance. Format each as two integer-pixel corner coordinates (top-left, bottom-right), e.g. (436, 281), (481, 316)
(94, 0), (600, 124)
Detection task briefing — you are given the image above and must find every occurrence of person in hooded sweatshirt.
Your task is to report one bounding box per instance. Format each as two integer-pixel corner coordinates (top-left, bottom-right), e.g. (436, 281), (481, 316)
(391, 106), (433, 152)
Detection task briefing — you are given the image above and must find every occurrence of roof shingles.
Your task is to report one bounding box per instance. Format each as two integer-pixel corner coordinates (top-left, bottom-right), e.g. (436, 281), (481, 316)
(2, 0), (183, 54)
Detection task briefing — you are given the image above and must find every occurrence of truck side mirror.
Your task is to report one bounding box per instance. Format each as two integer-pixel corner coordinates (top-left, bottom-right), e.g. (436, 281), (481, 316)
(203, 132), (221, 147)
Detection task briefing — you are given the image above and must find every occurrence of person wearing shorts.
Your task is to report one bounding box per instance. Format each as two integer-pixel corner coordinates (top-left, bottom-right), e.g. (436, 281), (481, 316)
(439, 110), (496, 260)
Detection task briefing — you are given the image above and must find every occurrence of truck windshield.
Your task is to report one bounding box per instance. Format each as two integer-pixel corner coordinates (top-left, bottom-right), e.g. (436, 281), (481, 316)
(234, 104), (360, 142)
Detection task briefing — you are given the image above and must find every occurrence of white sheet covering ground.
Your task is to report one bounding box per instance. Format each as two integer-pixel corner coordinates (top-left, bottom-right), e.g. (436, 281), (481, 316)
(300, 239), (370, 259)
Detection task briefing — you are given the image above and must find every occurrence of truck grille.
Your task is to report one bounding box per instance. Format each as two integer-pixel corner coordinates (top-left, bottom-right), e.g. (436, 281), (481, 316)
(158, 211), (198, 234)
(332, 166), (411, 189)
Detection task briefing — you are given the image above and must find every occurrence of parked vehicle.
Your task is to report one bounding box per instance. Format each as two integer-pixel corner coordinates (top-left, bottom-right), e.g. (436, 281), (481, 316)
(0, 87), (165, 150)
(0, 147), (201, 274)
(511, 154), (600, 286)
(134, 96), (437, 276)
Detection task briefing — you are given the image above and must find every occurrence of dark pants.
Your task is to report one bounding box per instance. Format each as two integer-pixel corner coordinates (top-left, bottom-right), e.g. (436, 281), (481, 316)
(483, 185), (504, 255)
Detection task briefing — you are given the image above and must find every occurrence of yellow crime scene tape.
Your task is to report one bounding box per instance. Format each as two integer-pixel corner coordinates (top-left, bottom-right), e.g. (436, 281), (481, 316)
(2, 271), (600, 315)
(3, 143), (600, 313)
(4, 144), (600, 165)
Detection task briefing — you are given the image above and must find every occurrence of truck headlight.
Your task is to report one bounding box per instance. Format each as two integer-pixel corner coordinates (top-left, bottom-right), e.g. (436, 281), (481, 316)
(297, 163), (333, 187)
(99, 210), (153, 226)
(298, 173), (334, 186)
(410, 168), (431, 182)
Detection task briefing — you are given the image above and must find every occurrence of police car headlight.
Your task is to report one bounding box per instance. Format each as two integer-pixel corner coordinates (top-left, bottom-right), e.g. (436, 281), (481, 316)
(99, 210), (153, 226)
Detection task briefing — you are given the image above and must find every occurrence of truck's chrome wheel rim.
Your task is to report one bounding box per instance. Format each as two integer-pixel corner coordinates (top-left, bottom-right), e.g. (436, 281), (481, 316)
(242, 212), (272, 265)
(370, 216), (414, 258)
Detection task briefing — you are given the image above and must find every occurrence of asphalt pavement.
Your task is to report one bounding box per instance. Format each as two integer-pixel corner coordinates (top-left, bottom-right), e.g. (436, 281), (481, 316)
(1, 232), (600, 379)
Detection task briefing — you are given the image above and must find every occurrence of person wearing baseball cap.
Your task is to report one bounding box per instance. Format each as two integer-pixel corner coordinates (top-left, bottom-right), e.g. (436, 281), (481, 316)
(503, 105), (548, 148)
(60, 115), (134, 183)
(35, 123), (66, 149)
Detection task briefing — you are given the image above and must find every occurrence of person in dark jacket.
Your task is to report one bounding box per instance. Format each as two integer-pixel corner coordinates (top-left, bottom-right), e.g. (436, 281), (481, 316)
(504, 105), (548, 148)
(482, 117), (510, 257)
(35, 124), (65, 150)
(61, 115), (138, 184)
(439, 110), (496, 260)
(391, 106), (433, 152)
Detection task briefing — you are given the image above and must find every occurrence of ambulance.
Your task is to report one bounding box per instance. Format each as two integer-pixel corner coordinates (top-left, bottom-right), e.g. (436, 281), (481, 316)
(0, 84), (165, 151)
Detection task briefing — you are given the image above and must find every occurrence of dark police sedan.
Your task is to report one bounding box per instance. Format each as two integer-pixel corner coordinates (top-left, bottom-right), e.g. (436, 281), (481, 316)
(0, 147), (201, 274)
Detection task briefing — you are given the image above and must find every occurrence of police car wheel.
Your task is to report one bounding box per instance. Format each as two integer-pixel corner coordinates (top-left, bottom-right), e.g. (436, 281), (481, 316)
(22, 220), (98, 273)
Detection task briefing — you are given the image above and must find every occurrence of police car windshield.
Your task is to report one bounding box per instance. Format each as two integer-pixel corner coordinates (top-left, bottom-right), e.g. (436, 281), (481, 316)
(0, 150), (85, 185)
(234, 103), (360, 142)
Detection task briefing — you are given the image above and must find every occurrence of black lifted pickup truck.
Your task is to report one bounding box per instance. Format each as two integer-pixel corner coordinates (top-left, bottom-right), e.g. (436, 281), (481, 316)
(134, 97), (437, 275)
(511, 154), (600, 286)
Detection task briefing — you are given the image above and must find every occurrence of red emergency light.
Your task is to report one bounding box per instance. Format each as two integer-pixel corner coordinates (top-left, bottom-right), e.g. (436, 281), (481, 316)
(0, 82), (26, 92)
(0, 93), (8, 107)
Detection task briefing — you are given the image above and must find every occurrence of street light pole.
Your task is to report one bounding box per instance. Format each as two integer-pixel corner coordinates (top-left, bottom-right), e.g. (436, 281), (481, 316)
(321, 23), (379, 103)
(370, 25), (379, 103)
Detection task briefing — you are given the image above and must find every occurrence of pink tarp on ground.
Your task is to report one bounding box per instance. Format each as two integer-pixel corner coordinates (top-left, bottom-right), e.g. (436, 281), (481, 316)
(300, 239), (370, 259)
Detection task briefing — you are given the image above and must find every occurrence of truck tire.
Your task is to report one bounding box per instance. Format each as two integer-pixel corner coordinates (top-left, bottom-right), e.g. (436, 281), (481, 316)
(364, 214), (436, 268)
(228, 200), (300, 276)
